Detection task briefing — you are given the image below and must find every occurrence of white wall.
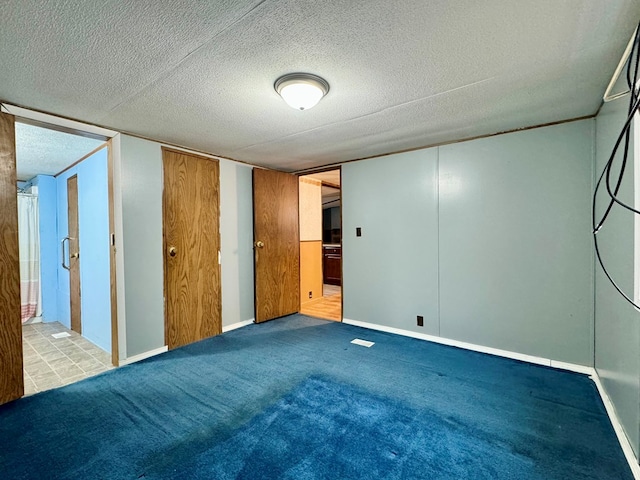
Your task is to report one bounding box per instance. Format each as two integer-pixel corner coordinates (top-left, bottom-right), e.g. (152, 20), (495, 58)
(343, 119), (594, 365)
(119, 136), (254, 358)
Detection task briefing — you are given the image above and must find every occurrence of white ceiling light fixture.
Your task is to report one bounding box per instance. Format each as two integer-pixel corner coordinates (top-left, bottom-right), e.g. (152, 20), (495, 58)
(275, 73), (330, 111)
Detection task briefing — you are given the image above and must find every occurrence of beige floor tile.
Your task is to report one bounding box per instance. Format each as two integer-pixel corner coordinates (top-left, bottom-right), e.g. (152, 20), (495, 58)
(23, 355), (44, 368)
(76, 358), (103, 372)
(23, 378), (38, 395)
(25, 364), (54, 378)
(31, 374), (61, 389)
(92, 351), (112, 363)
(55, 365), (84, 380)
(34, 378), (63, 392)
(47, 357), (73, 370)
(41, 350), (67, 362)
(32, 344), (60, 356)
(61, 374), (87, 386)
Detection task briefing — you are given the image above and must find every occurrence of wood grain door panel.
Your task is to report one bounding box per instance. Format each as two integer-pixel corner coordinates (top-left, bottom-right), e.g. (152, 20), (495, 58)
(0, 112), (23, 404)
(67, 175), (81, 334)
(253, 169), (300, 323)
(162, 148), (221, 350)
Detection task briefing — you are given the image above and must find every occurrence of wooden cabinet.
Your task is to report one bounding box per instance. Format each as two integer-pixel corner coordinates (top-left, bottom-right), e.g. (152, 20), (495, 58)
(323, 245), (341, 286)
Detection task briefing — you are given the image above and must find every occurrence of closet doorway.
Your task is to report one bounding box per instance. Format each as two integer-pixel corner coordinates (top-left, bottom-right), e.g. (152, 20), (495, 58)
(299, 168), (342, 321)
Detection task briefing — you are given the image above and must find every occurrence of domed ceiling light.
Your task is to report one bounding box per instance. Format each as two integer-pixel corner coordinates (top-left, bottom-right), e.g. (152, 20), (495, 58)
(274, 73), (329, 110)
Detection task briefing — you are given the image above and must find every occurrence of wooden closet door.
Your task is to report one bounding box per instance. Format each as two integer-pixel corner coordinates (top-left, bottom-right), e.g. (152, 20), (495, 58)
(162, 148), (221, 349)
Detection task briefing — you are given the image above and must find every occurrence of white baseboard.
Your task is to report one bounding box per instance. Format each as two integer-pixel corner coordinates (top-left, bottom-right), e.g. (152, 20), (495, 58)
(119, 346), (168, 366)
(119, 322), (254, 366)
(592, 373), (640, 479)
(342, 318), (590, 374)
(223, 319), (254, 333)
(342, 318), (639, 478)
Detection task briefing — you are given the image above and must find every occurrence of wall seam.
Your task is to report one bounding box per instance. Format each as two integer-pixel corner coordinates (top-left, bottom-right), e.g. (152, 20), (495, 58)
(436, 147), (441, 337)
(592, 118), (597, 370)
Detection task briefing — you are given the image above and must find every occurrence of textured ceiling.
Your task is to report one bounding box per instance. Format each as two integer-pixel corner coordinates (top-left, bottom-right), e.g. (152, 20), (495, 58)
(1, 1), (639, 171)
(15, 122), (106, 181)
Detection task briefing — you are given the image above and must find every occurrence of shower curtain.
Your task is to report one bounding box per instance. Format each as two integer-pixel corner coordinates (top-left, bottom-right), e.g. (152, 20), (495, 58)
(18, 194), (42, 323)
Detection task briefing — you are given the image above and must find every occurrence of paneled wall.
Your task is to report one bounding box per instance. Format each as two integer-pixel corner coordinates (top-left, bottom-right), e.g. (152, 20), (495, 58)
(299, 177), (323, 303)
(342, 148), (440, 335)
(343, 120), (594, 365)
(594, 97), (640, 454)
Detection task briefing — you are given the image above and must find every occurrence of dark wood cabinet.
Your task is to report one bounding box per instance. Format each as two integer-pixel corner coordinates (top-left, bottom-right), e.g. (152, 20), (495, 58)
(323, 246), (341, 286)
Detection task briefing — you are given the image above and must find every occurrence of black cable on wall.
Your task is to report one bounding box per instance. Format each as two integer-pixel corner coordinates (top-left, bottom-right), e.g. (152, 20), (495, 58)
(593, 22), (640, 310)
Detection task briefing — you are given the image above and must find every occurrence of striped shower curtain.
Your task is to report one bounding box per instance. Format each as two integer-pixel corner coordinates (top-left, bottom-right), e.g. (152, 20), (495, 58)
(18, 194), (42, 323)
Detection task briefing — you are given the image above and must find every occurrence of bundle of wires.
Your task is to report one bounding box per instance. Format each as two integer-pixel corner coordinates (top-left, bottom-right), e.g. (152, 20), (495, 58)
(593, 22), (640, 309)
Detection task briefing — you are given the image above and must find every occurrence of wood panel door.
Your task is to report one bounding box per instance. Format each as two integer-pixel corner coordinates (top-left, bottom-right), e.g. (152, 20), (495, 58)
(0, 112), (23, 404)
(67, 175), (82, 334)
(162, 148), (221, 350)
(253, 169), (300, 323)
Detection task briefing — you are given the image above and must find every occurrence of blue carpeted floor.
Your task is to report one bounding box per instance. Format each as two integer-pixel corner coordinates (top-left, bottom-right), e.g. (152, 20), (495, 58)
(0, 315), (633, 479)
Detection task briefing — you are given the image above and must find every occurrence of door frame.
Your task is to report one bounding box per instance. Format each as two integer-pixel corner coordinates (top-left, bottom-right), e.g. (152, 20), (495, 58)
(66, 174), (82, 334)
(0, 103), (121, 406)
(54, 141), (120, 364)
(296, 166), (344, 321)
(0, 112), (23, 404)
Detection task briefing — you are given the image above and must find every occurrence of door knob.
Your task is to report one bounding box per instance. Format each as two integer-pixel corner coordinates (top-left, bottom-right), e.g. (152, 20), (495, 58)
(169, 246), (177, 257)
(254, 240), (264, 249)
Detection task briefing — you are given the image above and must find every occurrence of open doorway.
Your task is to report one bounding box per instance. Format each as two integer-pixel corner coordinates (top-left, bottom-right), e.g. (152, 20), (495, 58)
(299, 169), (342, 321)
(15, 120), (115, 395)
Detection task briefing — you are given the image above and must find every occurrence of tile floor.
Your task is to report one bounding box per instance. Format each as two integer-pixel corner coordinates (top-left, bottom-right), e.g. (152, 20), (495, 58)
(22, 322), (114, 395)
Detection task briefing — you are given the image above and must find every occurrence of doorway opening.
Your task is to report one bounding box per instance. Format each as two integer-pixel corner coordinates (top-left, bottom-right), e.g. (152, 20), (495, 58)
(299, 169), (342, 321)
(16, 120), (115, 395)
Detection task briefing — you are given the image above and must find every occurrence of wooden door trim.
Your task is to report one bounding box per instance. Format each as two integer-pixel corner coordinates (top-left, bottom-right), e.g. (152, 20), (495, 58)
(67, 175), (81, 335)
(106, 140), (119, 366)
(55, 143), (108, 178)
(0, 112), (23, 404)
(338, 166), (343, 322)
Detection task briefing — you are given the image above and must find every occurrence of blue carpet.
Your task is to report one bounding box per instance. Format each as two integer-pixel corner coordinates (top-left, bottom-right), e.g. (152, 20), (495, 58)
(0, 315), (633, 479)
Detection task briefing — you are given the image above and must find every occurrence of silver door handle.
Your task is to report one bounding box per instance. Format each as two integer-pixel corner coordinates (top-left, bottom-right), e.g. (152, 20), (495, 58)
(61, 237), (70, 270)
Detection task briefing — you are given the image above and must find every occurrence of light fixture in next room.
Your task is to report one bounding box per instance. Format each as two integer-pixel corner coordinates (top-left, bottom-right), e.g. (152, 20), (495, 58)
(275, 73), (330, 110)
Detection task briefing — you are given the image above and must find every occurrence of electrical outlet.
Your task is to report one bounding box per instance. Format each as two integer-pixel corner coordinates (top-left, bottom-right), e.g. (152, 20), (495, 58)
(309, 291), (313, 299)
(417, 315), (424, 327)
(356, 227), (362, 237)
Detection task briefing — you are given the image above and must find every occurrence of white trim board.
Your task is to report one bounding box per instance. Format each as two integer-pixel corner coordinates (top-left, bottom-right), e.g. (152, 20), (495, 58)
(119, 346), (168, 366)
(2, 103), (118, 138)
(593, 373), (640, 479)
(119, 320), (254, 366)
(342, 318), (640, 479)
(223, 319), (254, 333)
(342, 319), (592, 374)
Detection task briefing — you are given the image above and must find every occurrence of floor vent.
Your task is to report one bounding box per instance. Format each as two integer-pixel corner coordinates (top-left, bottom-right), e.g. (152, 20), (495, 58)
(51, 332), (71, 339)
(351, 338), (374, 348)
